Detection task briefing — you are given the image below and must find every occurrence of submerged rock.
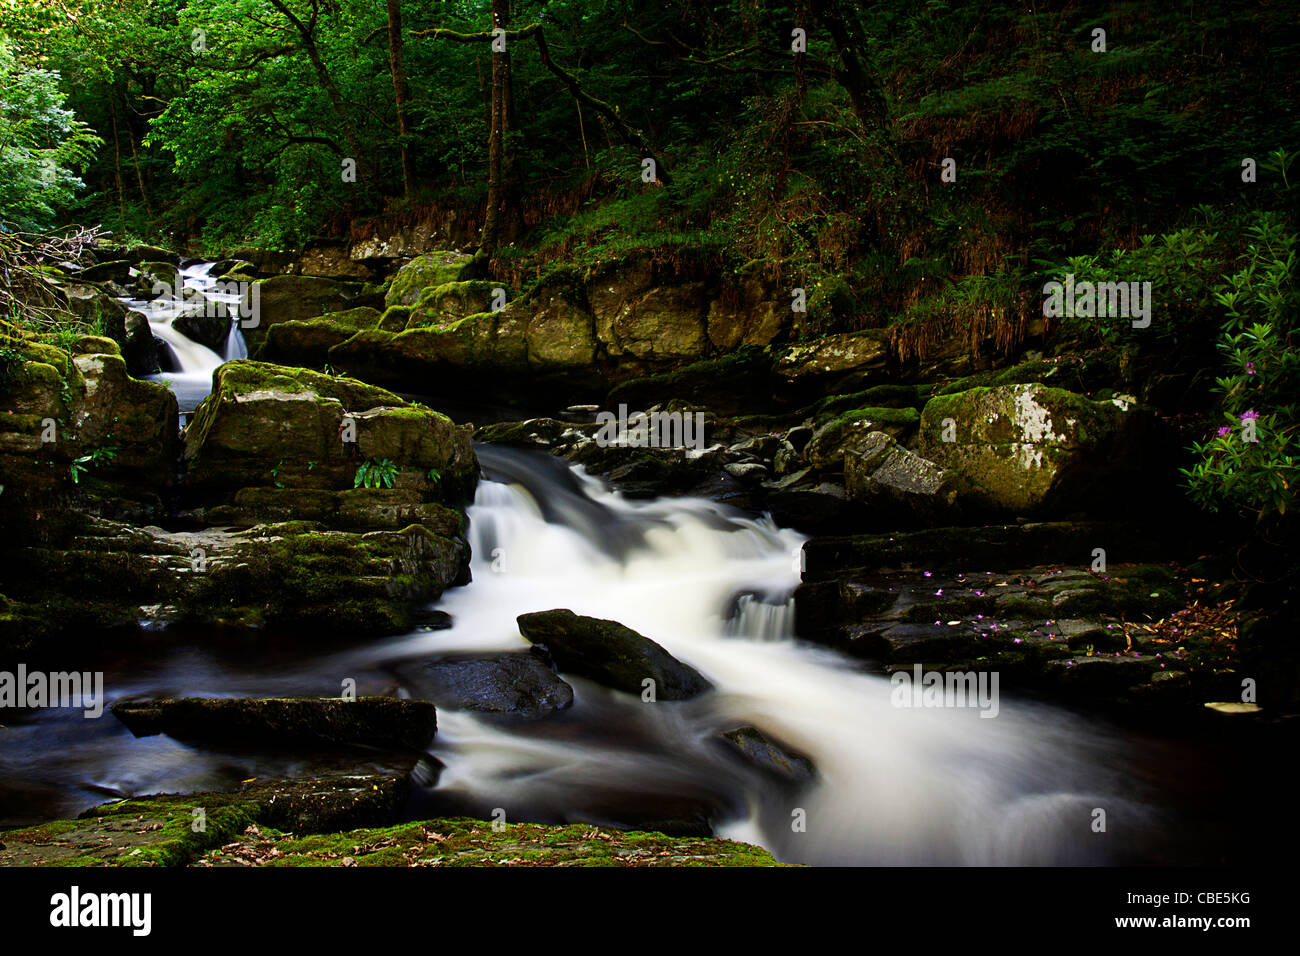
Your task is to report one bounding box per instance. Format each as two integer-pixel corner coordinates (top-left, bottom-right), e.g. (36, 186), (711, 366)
(111, 696), (438, 751)
(719, 726), (817, 784)
(400, 651), (575, 718)
(517, 609), (713, 700)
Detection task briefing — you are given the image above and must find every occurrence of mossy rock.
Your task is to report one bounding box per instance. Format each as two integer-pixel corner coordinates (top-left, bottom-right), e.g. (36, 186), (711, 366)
(517, 609), (713, 700)
(919, 383), (1140, 514)
(385, 252), (476, 308)
(198, 818), (783, 867)
(70, 335), (121, 357)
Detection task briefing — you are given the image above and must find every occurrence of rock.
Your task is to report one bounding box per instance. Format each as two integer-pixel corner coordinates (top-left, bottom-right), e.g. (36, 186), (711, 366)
(607, 349), (773, 417)
(110, 696), (438, 750)
(919, 383), (1145, 514)
(386, 251), (476, 307)
(844, 431), (955, 519)
(59, 281), (130, 328)
(705, 268), (787, 350)
(241, 275), (358, 352)
(135, 260), (181, 296)
(775, 330), (890, 384)
(517, 609), (713, 699)
(0, 517), (469, 645)
(227, 247), (297, 276)
(299, 242), (382, 281)
(521, 285), (598, 368)
(407, 281), (499, 327)
(3, 796), (782, 867)
(400, 651), (574, 718)
(260, 308), (382, 365)
(603, 283), (709, 362)
(173, 307), (231, 353)
(75, 260), (132, 284)
(120, 309), (161, 376)
(72, 352), (179, 491)
(724, 461), (768, 482)
(182, 360), (477, 505)
(719, 726), (817, 784)
(69, 335), (120, 356)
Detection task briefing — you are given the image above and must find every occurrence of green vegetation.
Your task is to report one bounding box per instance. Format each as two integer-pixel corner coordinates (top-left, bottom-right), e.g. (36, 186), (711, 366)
(355, 457), (398, 489)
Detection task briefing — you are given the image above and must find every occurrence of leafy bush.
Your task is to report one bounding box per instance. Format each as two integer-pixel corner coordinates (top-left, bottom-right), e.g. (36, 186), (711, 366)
(1181, 210), (1299, 520)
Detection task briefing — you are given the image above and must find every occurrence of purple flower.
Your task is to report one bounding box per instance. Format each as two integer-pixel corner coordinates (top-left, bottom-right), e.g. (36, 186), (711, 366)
(1246, 362), (1256, 375)
(1216, 426), (1232, 438)
(1241, 409), (1260, 423)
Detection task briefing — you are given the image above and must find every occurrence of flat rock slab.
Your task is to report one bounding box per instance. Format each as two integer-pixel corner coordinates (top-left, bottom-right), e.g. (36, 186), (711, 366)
(110, 697), (437, 751)
(517, 609), (713, 700)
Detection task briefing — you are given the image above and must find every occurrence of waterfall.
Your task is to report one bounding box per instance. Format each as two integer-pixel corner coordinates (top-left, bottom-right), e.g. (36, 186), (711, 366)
(115, 261), (247, 413)
(332, 446), (1168, 865)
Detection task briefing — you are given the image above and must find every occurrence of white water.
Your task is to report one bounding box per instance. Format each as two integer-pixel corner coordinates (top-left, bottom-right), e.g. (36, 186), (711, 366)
(118, 261), (247, 412)
(336, 446), (1171, 866)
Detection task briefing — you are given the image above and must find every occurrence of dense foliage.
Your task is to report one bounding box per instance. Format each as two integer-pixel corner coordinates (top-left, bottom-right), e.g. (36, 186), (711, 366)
(1, 0), (1298, 521)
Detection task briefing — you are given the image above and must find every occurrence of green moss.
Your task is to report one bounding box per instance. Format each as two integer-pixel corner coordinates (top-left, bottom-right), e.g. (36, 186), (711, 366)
(827, 405), (921, 429)
(200, 818), (785, 868)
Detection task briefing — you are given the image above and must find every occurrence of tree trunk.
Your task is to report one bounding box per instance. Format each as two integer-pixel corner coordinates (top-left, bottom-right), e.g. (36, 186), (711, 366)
(386, 0), (415, 198)
(808, 0), (892, 137)
(482, 0), (522, 254)
(269, 0), (368, 184)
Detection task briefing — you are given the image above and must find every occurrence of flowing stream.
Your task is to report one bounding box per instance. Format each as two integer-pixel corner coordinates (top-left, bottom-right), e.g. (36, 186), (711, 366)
(120, 261), (247, 414)
(0, 265), (1250, 864)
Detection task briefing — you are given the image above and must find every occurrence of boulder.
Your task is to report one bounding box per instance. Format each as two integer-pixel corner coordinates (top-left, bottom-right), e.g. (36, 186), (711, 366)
(173, 306), (231, 354)
(120, 309), (161, 376)
(135, 261), (181, 297)
(182, 360), (477, 504)
(844, 430), (955, 519)
(775, 331), (890, 384)
(805, 407), (920, 470)
(604, 283), (709, 362)
(919, 383), (1143, 514)
(111, 696), (437, 750)
(240, 275), (357, 352)
(407, 281), (499, 327)
(386, 251), (476, 307)
(260, 308), (382, 365)
(72, 352), (179, 490)
(75, 260), (132, 284)
(517, 609), (713, 700)
(299, 242), (382, 281)
(399, 651), (575, 718)
(59, 281), (129, 328)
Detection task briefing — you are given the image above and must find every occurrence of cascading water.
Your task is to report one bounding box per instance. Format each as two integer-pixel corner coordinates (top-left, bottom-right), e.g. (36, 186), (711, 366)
(0, 444), (1220, 862)
(117, 261), (247, 412)
(330, 445), (1179, 866)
